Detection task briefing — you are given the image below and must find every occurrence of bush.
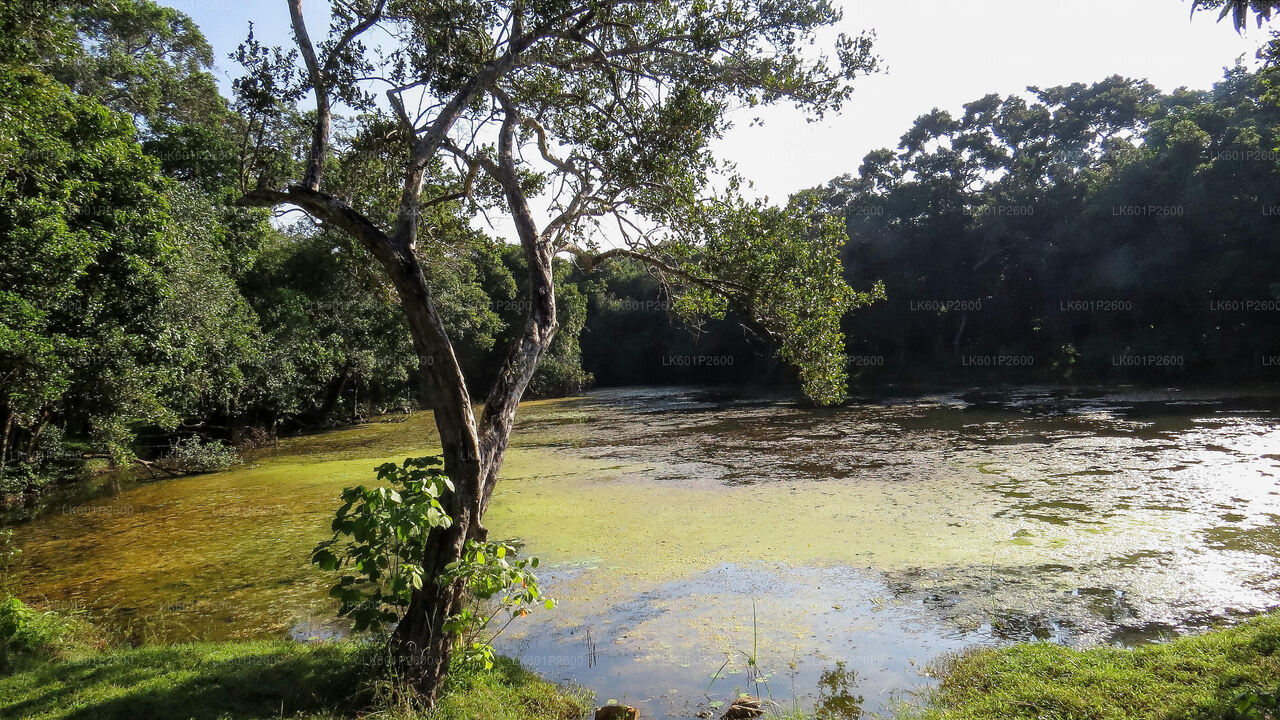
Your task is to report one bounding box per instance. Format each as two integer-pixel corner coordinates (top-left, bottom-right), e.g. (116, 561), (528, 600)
(0, 597), (100, 673)
(527, 356), (592, 398)
(310, 456), (553, 668)
(164, 436), (240, 473)
(0, 462), (54, 498)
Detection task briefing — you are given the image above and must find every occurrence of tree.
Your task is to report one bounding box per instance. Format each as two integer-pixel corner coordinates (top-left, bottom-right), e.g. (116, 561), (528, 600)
(1190, 0), (1280, 31)
(17, 0), (242, 191)
(812, 68), (1280, 383)
(233, 0), (878, 701)
(0, 64), (177, 483)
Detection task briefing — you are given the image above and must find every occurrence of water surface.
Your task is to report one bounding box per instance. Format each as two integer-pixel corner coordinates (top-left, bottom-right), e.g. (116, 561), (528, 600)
(8, 386), (1280, 717)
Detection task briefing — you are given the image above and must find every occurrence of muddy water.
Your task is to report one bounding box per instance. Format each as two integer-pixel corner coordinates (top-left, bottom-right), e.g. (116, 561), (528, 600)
(8, 386), (1280, 717)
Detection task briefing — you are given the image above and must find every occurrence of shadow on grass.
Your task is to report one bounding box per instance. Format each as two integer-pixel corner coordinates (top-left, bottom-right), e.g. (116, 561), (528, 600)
(0, 641), (369, 720)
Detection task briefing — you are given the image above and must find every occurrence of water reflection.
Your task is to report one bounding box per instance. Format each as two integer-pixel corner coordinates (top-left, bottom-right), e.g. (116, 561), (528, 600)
(814, 661), (864, 719)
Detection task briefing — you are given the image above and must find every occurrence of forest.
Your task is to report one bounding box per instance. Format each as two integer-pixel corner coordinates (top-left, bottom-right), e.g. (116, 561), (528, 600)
(4, 1), (1280, 720)
(5, 0), (1278, 503)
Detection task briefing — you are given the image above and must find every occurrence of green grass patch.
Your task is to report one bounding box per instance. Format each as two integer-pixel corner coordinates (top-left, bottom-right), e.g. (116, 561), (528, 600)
(0, 639), (366, 720)
(0, 635), (590, 720)
(424, 656), (592, 720)
(919, 614), (1280, 720)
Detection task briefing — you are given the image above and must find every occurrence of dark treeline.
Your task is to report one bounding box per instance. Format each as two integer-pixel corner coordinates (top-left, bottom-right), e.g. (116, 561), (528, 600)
(2, 0), (1279, 501)
(825, 66), (1280, 382)
(584, 59), (1280, 386)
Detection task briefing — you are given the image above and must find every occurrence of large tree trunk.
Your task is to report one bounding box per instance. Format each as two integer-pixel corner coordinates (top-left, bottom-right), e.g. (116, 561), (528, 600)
(387, 333), (555, 700)
(237, 8), (558, 700)
(382, 219), (555, 699)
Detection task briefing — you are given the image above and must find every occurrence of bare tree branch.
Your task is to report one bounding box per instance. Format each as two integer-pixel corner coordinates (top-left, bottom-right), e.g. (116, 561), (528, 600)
(287, 0), (328, 190)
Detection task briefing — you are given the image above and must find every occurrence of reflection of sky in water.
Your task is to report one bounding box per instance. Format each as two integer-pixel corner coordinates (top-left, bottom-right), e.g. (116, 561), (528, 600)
(499, 564), (983, 719)
(9, 385), (1280, 718)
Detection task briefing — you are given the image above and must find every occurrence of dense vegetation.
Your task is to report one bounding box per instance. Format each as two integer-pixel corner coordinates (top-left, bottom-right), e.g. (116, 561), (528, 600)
(822, 60), (1280, 383)
(4, 1), (1278, 505)
(0, 0), (598, 500)
(584, 54), (1280, 386)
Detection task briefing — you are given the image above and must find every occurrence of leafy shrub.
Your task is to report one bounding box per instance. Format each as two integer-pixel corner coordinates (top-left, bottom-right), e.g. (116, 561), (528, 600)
(442, 539), (554, 671)
(1232, 688), (1280, 720)
(311, 456), (456, 631)
(310, 456), (552, 667)
(527, 356), (592, 398)
(0, 462), (51, 497)
(0, 596), (99, 672)
(165, 436), (240, 473)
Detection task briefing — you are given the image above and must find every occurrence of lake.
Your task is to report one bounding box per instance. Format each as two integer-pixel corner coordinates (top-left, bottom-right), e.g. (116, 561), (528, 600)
(8, 385), (1280, 718)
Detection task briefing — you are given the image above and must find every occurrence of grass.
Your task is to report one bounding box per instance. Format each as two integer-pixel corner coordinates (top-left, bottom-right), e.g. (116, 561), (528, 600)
(428, 658), (592, 720)
(915, 613), (1280, 720)
(0, 595), (106, 670)
(0, 598), (591, 720)
(0, 640), (591, 720)
(0, 640), (366, 720)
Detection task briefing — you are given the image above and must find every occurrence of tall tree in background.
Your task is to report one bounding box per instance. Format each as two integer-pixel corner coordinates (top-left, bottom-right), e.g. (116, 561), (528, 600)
(813, 67), (1280, 380)
(0, 65), (176, 475)
(235, 0), (879, 700)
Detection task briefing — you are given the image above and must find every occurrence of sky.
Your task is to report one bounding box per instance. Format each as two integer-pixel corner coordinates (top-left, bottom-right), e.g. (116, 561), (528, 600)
(165, 0), (1270, 202)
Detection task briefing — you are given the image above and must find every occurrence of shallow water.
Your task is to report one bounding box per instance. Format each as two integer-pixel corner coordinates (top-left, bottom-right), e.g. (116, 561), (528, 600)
(8, 385), (1280, 717)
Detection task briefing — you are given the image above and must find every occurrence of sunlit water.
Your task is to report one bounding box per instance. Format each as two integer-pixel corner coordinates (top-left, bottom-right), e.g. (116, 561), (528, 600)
(7, 386), (1280, 717)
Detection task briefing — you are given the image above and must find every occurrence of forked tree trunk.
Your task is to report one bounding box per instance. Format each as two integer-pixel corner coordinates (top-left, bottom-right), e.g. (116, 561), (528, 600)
(238, 6), (558, 701)
(239, 180), (555, 700)
(383, 213), (555, 699)
(388, 389), (544, 701)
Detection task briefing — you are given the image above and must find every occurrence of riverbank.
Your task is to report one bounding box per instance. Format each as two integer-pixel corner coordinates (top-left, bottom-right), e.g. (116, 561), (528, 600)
(7, 386), (1280, 714)
(916, 612), (1280, 720)
(0, 600), (591, 720)
(5, 598), (1280, 719)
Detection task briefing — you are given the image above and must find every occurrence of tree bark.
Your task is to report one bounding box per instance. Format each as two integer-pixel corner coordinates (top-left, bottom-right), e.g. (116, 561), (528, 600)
(0, 409), (14, 484)
(384, 111), (560, 696)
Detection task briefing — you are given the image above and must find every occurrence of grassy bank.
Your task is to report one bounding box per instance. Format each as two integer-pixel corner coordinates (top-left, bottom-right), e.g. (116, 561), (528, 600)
(0, 599), (590, 720)
(0, 639), (591, 720)
(917, 614), (1280, 720)
(7, 592), (1280, 720)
